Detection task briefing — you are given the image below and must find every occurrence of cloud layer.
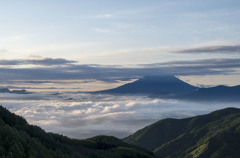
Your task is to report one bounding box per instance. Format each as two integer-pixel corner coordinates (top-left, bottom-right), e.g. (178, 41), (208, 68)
(1, 44), (240, 91)
(174, 45), (240, 54)
(0, 57), (76, 66)
(1, 93), (240, 139)
(0, 57), (240, 84)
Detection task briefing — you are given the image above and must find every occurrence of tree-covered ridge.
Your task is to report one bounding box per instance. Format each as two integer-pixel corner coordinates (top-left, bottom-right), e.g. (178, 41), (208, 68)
(0, 105), (156, 158)
(123, 107), (240, 158)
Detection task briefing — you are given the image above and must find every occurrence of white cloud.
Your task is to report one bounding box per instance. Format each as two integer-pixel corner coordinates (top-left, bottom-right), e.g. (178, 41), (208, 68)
(72, 110), (82, 115)
(85, 108), (97, 114)
(1, 93), (240, 139)
(102, 104), (120, 113)
(126, 102), (136, 107)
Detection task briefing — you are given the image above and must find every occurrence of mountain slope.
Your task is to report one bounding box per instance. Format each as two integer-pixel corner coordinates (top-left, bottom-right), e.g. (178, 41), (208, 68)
(0, 106), (155, 158)
(123, 107), (240, 158)
(97, 76), (197, 95)
(179, 85), (240, 102)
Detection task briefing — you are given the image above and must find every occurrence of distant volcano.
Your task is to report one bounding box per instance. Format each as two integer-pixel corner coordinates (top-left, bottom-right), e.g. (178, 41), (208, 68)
(96, 76), (197, 95)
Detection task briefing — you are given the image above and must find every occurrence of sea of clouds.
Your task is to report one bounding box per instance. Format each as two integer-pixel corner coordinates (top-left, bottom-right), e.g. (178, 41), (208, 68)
(1, 92), (240, 139)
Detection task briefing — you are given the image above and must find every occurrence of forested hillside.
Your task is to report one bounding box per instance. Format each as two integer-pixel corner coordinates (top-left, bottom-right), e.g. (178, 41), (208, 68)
(0, 106), (155, 158)
(124, 107), (240, 158)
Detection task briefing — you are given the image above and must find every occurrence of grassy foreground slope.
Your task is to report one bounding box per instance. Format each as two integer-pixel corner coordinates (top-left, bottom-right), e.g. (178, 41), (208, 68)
(0, 105), (155, 158)
(124, 107), (240, 158)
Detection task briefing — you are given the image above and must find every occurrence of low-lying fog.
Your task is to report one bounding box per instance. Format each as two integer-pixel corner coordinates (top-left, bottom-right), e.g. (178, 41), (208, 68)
(1, 92), (239, 139)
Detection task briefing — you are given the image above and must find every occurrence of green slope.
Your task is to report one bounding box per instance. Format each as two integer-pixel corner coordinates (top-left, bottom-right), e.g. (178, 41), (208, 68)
(123, 107), (240, 158)
(0, 105), (156, 158)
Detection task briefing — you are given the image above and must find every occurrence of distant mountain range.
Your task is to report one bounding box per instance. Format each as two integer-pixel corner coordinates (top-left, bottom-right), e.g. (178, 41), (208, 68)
(96, 76), (197, 95)
(0, 106), (155, 158)
(123, 107), (240, 158)
(96, 75), (240, 102)
(178, 85), (240, 102)
(151, 85), (240, 102)
(0, 88), (30, 94)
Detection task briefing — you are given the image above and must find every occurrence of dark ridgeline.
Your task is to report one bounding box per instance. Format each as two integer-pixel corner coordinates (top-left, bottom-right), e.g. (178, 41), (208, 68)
(96, 75), (240, 102)
(0, 106), (155, 158)
(123, 107), (240, 158)
(0, 88), (30, 94)
(177, 85), (240, 102)
(94, 75), (240, 102)
(96, 76), (197, 95)
(0, 88), (11, 93)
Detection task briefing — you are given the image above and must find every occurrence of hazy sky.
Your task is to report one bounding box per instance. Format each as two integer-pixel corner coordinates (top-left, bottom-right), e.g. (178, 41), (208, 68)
(1, 1), (240, 139)
(0, 0), (240, 90)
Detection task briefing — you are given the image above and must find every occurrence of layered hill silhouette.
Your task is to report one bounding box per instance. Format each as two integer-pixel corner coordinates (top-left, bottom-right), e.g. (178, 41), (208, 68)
(0, 88), (30, 94)
(96, 75), (240, 102)
(178, 85), (240, 102)
(123, 107), (240, 158)
(151, 85), (240, 102)
(96, 76), (197, 95)
(0, 106), (155, 158)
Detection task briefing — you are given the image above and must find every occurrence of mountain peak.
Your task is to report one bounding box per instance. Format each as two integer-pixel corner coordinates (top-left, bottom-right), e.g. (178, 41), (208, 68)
(141, 75), (178, 80)
(97, 75), (197, 95)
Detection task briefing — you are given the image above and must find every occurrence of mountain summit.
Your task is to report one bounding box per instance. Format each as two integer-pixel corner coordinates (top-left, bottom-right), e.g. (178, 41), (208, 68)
(97, 76), (197, 95)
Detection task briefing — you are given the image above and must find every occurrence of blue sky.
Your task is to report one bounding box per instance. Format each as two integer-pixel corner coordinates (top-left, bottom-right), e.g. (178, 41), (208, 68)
(0, 0), (240, 90)
(1, 0), (240, 140)
(1, 0), (239, 62)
